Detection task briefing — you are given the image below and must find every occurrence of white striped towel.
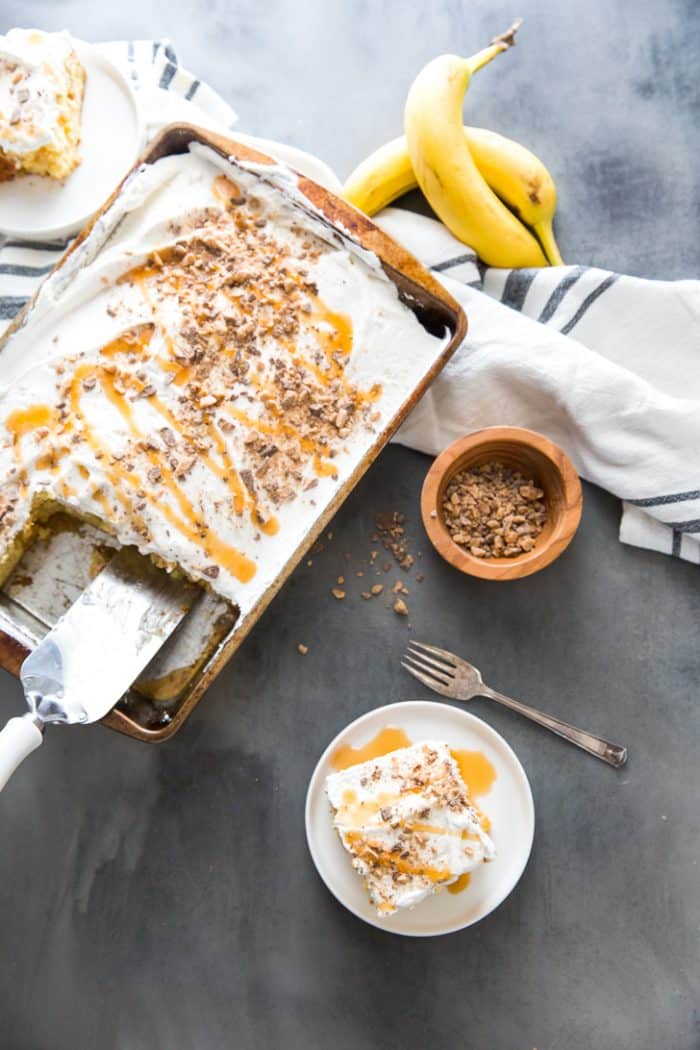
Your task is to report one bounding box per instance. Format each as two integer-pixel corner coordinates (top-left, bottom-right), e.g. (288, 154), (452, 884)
(1, 40), (698, 564)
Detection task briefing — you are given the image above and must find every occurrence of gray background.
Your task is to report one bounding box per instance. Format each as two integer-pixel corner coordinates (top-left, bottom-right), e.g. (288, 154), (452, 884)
(1, 1), (699, 1048)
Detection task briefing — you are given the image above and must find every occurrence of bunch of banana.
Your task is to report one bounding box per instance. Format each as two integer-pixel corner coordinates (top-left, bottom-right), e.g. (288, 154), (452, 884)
(343, 21), (563, 268)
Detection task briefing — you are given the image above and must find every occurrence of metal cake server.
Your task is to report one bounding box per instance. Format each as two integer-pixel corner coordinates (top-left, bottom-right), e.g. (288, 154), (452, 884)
(0, 549), (197, 792)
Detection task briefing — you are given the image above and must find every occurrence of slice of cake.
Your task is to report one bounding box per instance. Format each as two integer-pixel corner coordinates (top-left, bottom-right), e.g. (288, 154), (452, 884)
(326, 742), (495, 915)
(0, 28), (86, 181)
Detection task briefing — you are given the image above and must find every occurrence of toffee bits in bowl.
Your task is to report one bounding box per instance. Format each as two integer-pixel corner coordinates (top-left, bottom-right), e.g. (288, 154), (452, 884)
(441, 461), (547, 559)
(421, 427), (583, 581)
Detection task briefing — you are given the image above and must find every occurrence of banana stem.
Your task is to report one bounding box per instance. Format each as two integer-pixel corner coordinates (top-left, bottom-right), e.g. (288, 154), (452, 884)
(490, 18), (523, 50)
(533, 219), (565, 266)
(467, 18), (523, 74)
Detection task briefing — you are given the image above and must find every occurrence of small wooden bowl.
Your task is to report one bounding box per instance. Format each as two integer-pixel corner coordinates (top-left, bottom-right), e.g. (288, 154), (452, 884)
(421, 427), (583, 581)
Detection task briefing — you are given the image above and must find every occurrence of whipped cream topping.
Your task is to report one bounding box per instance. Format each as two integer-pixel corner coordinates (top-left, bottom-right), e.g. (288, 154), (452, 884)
(0, 28), (76, 155)
(326, 742), (496, 914)
(0, 145), (445, 613)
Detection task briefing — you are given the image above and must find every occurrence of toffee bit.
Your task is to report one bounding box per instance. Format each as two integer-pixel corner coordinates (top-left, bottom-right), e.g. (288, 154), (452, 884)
(331, 588), (346, 600)
(297, 643), (309, 655)
(160, 427), (176, 448)
(393, 597), (409, 616)
(240, 469), (256, 496)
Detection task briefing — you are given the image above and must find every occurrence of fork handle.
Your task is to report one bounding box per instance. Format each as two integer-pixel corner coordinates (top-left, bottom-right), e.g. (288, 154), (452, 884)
(481, 688), (627, 768)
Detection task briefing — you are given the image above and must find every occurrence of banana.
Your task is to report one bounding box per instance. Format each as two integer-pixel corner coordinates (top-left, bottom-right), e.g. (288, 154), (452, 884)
(403, 28), (548, 268)
(343, 136), (417, 219)
(460, 127), (562, 265)
(343, 127), (563, 265)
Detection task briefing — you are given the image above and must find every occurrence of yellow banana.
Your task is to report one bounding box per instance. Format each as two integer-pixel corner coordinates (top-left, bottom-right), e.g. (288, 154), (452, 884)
(343, 127), (563, 265)
(459, 127), (562, 265)
(343, 136), (418, 218)
(403, 28), (548, 268)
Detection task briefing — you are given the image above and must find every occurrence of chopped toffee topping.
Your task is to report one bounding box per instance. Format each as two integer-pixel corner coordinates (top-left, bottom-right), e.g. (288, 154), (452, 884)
(441, 461), (548, 558)
(0, 174), (383, 591)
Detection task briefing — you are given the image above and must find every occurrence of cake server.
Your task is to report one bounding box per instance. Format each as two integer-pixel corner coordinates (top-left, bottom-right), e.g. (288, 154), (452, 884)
(0, 549), (197, 792)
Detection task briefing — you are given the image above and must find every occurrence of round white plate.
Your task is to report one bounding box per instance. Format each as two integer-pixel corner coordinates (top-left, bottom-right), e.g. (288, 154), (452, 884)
(305, 701), (535, 937)
(0, 40), (143, 240)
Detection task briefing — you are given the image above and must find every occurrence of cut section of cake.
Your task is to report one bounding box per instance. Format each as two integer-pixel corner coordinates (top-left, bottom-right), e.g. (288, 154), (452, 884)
(326, 742), (495, 915)
(0, 28), (86, 181)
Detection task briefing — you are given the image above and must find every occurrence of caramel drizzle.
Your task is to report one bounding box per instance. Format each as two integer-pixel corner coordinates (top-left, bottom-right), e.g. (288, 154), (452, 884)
(120, 194), (379, 484)
(5, 403), (54, 489)
(77, 362), (257, 584)
(345, 830), (453, 886)
(336, 794), (481, 844)
(5, 404), (53, 437)
(102, 327), (280, 534)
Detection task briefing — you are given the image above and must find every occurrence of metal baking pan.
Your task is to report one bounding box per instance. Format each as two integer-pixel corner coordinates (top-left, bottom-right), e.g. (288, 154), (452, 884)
(0, 123), (467, 742)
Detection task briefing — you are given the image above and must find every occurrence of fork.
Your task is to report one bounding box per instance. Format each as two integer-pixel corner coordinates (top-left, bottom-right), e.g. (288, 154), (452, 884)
(402, 641), (627, 768)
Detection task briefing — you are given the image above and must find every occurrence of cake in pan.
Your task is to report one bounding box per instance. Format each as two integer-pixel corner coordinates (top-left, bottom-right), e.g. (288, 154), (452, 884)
(0, 143), (444, 615)
(0, 28), (86, 181)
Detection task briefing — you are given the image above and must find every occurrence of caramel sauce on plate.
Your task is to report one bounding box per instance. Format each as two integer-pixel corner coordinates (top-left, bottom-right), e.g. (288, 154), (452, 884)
(448, 873), (472, 895)
(331, 726), (412, 770)
(450, 748), (496, 835)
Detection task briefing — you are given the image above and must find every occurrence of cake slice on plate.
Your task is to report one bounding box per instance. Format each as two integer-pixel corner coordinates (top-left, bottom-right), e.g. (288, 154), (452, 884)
(0, 28), (86, 181)
(326, 742), (496, 915)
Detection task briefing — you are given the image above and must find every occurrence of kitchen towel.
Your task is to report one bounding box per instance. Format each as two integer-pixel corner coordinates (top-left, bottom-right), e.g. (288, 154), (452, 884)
(1, 40), (698, 564)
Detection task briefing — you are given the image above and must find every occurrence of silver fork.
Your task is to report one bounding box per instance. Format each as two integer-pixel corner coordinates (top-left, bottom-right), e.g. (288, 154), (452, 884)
(402, 641), (627, 768)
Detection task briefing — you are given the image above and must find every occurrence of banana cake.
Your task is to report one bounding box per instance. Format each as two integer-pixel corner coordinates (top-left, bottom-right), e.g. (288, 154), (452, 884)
(326, 742), (496, 915)
(0, 28), (86, 181)
(0, 143), (445, 615)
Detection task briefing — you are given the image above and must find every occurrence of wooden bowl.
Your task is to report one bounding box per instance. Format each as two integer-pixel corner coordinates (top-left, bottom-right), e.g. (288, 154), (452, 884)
(421, 427), (583, 581)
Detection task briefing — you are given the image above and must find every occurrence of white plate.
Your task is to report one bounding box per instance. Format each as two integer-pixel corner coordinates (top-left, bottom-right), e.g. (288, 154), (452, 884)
(0, 40), (143, 241)
(229, 132), (342, 193)
(305, 701), (535, 937)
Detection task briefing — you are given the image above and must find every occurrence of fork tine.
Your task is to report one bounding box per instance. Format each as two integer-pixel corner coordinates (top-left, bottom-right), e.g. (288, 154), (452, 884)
(409, 640), (459, 667)
(402, 651), (451, 684)
(401, 660), (453, 697)
(402, 653), (454, 688)
(406, 644), (457, 678)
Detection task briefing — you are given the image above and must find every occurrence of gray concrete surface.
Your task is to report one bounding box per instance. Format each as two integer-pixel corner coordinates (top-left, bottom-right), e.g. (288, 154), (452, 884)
(1, 1), (699, 1048)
